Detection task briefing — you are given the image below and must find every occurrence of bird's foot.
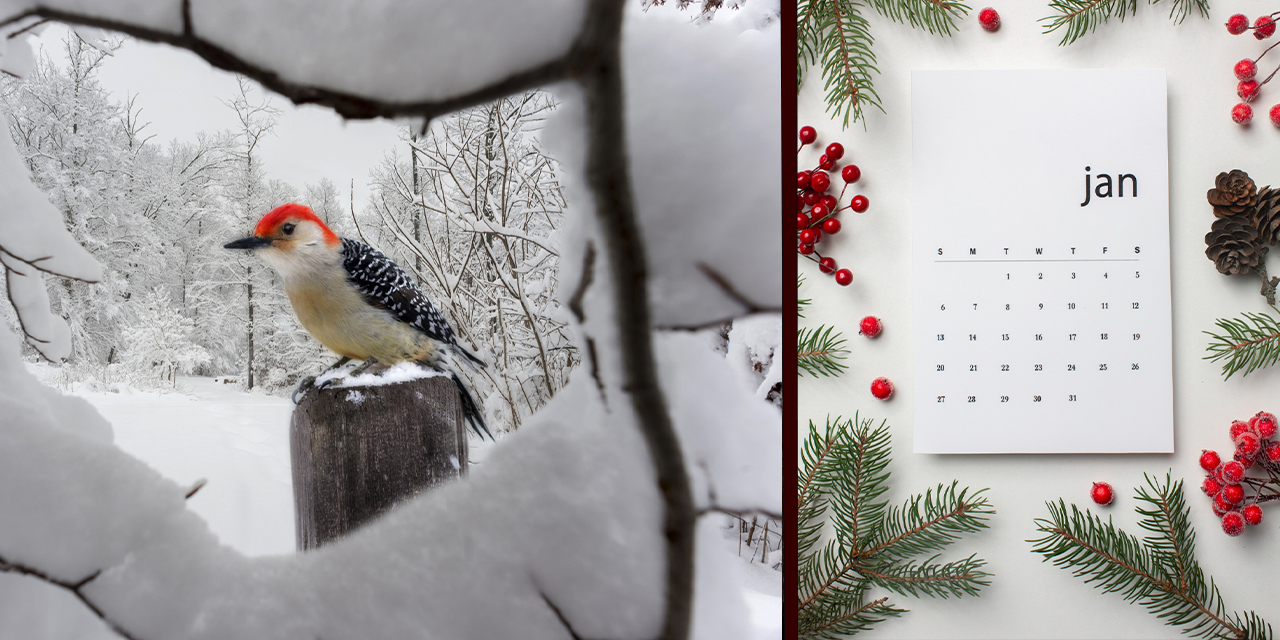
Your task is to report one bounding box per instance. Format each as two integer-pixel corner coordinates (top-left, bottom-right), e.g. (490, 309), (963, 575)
(291, 376), (316, 405)
(347, 357), (379, 378)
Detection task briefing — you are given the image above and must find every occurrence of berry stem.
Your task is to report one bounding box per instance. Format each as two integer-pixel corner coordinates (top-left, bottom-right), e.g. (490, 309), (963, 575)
(1256, 39), (1280, 65)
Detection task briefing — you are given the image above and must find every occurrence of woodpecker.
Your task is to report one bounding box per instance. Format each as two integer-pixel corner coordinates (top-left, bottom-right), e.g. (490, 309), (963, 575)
(224, 203), (492, 440)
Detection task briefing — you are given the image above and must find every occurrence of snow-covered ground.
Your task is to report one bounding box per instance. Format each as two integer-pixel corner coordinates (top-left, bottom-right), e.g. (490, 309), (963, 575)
(22, 364), (781, 637)
(27, 366), (298, 556)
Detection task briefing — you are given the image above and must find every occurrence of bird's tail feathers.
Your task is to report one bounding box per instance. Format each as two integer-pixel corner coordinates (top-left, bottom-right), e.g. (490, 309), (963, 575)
(451, 343), (487, 373)
(451, 372), (494, 441)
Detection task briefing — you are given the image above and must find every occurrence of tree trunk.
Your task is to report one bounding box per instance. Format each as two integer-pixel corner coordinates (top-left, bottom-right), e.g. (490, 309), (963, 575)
(246, 269), (254, 389)
(289, 375), (468, 551)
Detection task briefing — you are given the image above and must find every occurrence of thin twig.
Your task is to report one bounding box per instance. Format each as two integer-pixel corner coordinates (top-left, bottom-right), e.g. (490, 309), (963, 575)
(0, 554), (139, 640)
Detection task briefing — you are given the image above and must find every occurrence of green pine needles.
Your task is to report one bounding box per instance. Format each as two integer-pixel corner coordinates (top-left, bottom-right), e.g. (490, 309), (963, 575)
(799, 325), (849, 377)
(1040, 0), (1209, 46)
(1030, 473), (1273, 640)
(798, 0), (970, 127)
(1204, 310), (1280, 380)
(799, 415), (994, 638)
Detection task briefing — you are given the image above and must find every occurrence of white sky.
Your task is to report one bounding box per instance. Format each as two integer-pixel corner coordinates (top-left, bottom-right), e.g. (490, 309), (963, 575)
(29, 25), (405, 215)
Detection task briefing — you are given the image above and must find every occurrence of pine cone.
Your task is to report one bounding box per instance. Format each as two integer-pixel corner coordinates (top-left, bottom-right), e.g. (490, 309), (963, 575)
(1206, 217), (1262, 275)
(1253, 185), (1280, 246)
(1207, 170), (1258, 218)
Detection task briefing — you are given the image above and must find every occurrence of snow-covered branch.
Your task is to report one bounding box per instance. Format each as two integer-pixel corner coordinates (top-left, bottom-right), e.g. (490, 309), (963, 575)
(0, 1), (778, 638)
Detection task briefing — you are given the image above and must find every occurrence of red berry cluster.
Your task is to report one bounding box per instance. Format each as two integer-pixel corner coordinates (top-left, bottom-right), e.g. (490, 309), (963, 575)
(1226, 13), (1280, 125)
(797, 125), (868, 287)
(1199, 411), (1280, 536)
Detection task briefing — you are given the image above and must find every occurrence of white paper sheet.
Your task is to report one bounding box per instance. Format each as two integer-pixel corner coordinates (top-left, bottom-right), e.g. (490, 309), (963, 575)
(911, 69), (1173, 453)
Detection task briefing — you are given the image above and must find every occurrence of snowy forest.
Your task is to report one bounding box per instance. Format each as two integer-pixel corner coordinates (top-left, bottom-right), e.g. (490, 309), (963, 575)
(0, 34), (577, 434)
(0, 2), (780, 639)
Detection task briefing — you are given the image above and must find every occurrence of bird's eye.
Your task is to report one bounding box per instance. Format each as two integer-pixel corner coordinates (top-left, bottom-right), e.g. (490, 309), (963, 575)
(282, 223), (296, 235)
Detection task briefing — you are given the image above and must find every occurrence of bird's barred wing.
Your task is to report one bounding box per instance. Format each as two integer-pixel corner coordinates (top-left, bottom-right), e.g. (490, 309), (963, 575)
(339, 238), (456, 344)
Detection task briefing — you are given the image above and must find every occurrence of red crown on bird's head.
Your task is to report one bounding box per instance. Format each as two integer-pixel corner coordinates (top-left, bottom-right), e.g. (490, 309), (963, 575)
(254, 203), (339, 244)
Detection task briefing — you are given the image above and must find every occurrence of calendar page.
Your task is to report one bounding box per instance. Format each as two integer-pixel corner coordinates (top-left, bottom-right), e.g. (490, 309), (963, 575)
(911, 69), (1173, 454)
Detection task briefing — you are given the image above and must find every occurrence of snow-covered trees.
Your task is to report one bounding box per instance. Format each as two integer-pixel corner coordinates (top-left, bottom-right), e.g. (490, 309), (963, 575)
(360, 92), (576, 432)
(121, 287), (210, 385)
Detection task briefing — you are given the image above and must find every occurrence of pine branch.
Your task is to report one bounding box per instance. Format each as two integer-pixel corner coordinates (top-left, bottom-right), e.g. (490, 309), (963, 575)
(1203, 310), (1280, 380)
(799, 414), (992, 638)
(815, 0), (881, 128)
(866, 0), (970, 35)
(857, 554), (991, 599)
(1040, 0), (1207, 46)
(869, 482), (994, 561)
(798, 0), (819, 91)
(798, 325), (849, 377)
(1030, 474), (1273, 640)
(1159, 0), (1210, 25)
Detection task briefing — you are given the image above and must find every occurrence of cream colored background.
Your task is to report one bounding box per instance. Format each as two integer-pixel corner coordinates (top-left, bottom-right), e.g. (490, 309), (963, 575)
(797, 1), (1280, 637)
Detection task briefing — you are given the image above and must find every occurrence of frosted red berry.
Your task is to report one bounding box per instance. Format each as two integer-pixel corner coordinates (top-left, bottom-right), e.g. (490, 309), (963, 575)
(809, 203), (829, 220)
(1222, 460), (1247, 484)
(978, 7), (1000, 31)
(1236, 59), (1258, 81)
(799, 229), (819, 246)
(825, 142), (845, 161)
(1244, 504), (1264, 526)
(1233, 103), (1254, 124)
(1250, 411), (1277, 439)
(797, 213), (809, 230)
(823, 218), (842, 234)
(1200, 450), (1221, 472)
(799, 126), (817, 145)
(820, 195), (839, 211)
(1222, 483), (1245, 504)
(818, 154), (835, 171)
(1266, 441), (1280, 463)
(1229, 420), (1252, 441)
(1236, 432), (1262, 459)
(1222, 510), (1246, 536)
(1271, 104), (1280, 127)
(1091, 482), (1114, 506)
(1213, 493), (1232, 516)
(1227, 14), (1250, 35)
(1239, 80), (1260, 102)
(810, 171), (831, 192)
(851, 195), (869, 213)
(835, 269), (853, 287)
(842, 164), (861, 183)
(1202, 476), (1223, 497)
(870, 376), (893, 399)
(1235, 451), (1256, 470)
(819, 257), (837, 274)
(803, 190), (822, 206)
(1256, 16), (1276, 39)
(859, 316), (883, 338)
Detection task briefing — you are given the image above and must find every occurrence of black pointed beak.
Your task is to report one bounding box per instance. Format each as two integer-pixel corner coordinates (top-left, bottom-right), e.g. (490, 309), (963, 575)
(224, 236), (274, 250)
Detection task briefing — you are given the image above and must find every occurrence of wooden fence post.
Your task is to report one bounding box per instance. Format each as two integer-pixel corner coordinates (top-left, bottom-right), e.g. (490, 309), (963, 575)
(289, 375), (467, 551)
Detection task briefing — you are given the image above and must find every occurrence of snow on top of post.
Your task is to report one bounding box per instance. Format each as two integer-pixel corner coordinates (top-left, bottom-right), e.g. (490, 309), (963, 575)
(314, 360), (448, 389)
